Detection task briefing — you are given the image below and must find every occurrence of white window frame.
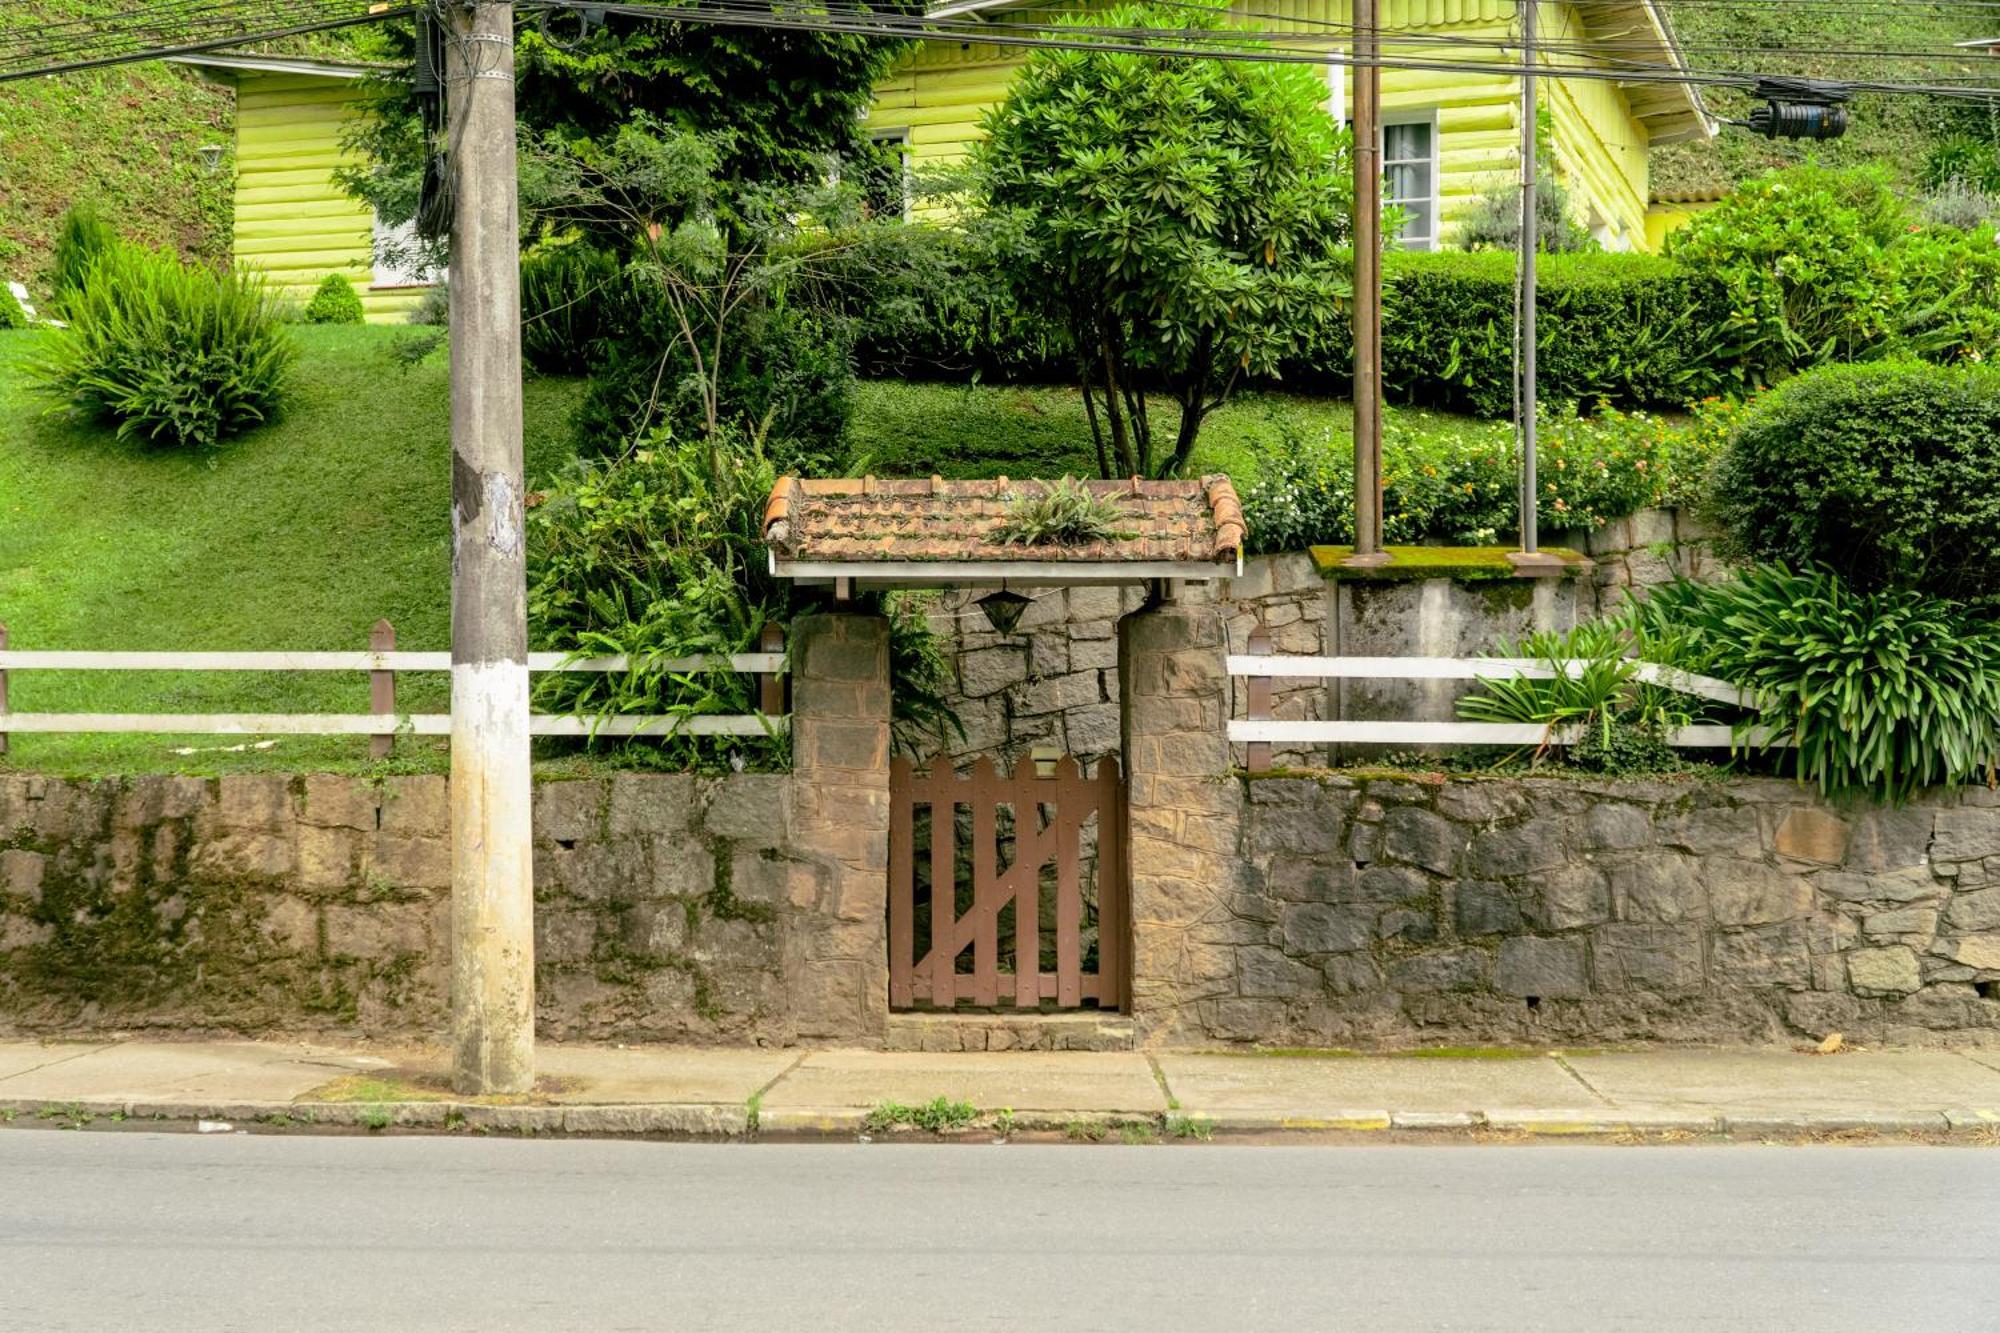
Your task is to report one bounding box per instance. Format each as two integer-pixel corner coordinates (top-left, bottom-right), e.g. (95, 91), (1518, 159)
(863, 126), (913, 222)
(1379, 111), (1440, 253)
(371, 212), (440, 290)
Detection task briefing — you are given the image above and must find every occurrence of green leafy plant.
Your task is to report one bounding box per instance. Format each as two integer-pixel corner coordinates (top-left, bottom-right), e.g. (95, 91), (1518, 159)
(303, 272), (365, 325)
(1633, 568), (2000, 800)
(976, 4), (1353, 477)
(864, 1096), (980, 1134)
(992, 477), (1137, 546)
(28, 243), (295, 450)
(520, 243), (626, 375)
(48, 205), (120, 315)
(1164, 1113), (1213, 1141)
(1709, 360), (2000, 607)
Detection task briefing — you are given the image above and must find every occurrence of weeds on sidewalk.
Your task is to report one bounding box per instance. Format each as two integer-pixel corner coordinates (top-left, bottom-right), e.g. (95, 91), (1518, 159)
(1165, 1113), (1214, 1141)
(865, 1096), (979, 1135)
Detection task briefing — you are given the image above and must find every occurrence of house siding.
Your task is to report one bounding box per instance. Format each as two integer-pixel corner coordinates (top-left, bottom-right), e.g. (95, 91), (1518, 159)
(232, 73), (430, 323)
(866, 0), (1664, 251)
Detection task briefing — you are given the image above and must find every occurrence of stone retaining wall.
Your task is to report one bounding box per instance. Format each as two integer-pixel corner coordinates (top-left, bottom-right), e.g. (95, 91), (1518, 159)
(0, 770), (862, 1044)
(1197, 774), (2000, 1047)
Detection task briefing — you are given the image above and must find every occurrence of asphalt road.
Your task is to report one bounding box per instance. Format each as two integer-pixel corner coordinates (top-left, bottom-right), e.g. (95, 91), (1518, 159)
(1, 1132), (1994, 1332)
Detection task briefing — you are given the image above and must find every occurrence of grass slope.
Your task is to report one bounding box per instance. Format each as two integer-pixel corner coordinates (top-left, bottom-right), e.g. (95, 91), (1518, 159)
(0, 326), (583, 774)
(1655, 0), (2000, 195)
(0, 2), (237, 286)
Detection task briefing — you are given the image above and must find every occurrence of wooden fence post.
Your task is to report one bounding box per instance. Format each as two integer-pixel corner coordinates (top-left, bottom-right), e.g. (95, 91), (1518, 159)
(0, 622), (9, 757)
(370, 619), (396, 758)
(1244, 621), (1272, 772)
(759, 622), (786, 715)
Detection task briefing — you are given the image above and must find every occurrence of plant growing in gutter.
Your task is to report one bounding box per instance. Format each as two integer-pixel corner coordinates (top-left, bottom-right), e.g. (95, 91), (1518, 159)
(991, 476), (1136, 546)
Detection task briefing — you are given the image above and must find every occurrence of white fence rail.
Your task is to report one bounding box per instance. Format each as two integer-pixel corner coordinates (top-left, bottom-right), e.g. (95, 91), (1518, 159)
(0, 619), (787, 750)
(1225, 653), (1772, 765)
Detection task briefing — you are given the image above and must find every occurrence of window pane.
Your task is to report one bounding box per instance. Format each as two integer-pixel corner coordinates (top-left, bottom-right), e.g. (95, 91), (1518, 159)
(1395, 200), (1434, 245)
(1385, 160), (1428, 205)
(1384, 122), (1430, 163)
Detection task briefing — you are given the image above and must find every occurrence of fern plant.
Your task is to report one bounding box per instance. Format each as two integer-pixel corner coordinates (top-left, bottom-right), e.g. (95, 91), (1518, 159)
(992, 477), (1136, 546)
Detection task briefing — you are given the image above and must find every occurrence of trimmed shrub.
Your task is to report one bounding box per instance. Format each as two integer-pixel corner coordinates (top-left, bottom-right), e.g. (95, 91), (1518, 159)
(28, 244), (295, 450)
(48, 205), (120, 315)
(520, 243), (624, 376)
(303, 272), (366, 325)
(1370, 251), (1732, 416)
(1711, 361), (2000, 606)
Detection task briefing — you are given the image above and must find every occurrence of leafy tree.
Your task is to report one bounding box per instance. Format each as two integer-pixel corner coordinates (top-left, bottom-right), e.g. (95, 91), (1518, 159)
(339, 7), (913, 254)
(976, 6), (1353, 478)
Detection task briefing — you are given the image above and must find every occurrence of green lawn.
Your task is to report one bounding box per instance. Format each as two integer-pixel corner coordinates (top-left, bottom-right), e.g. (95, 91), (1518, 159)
(848, 380), (1478, 486)
(0, 325), (584, 775)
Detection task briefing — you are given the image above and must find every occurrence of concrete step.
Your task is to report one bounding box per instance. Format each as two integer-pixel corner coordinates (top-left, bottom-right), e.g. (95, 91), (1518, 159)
(885, 1011), (1134, 1053)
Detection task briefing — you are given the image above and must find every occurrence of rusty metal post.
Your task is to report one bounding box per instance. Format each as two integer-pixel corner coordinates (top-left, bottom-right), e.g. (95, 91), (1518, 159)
(759, 622), (786, 715)
(1350, 0), (1386, 562)
(370, 619), (397, 759)
(1245, 621), (1273, 772)
(446, 0), (534, 1096)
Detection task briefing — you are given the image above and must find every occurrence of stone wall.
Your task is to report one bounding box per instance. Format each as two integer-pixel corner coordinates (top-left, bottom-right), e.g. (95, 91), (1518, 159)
(1202, 774), (2000, 1047)
(1560, 506), (1732, 613)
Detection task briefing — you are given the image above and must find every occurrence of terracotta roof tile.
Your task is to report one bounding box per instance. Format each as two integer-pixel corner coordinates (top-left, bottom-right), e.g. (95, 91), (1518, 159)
(763, 476), (1246, 565)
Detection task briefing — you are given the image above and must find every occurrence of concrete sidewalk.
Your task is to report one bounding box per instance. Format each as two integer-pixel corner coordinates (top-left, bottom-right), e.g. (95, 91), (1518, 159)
(4, 1037), (2000, 1139)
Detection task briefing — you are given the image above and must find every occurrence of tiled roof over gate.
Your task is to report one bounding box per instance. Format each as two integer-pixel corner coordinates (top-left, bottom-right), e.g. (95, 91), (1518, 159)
(762, 475), (1246, 565)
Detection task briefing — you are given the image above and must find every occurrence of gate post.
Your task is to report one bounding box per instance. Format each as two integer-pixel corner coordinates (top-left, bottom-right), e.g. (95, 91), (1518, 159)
(1119, 600), (1238, 1042)
(788, 612), (893, 1042)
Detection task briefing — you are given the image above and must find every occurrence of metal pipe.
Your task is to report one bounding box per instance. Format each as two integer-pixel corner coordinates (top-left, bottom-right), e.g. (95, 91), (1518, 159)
(1519, 0), (1540, 555)
(1352, 0), (1384, 558)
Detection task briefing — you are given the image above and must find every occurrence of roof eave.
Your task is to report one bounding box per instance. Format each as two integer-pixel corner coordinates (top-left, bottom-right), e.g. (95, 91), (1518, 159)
(164, 53), (388, 81)
(772, 556), (1244, 587)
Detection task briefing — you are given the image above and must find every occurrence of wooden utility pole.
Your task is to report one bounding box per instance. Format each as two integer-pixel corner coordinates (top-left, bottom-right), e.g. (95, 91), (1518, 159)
(445, 0), (535, 1096)
(1349, 0), (1386, 564)
(1517, 0), (1541, 557)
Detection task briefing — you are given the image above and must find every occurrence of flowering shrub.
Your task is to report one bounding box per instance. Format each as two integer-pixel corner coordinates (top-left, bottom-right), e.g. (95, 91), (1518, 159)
(1241, 401), (1725, 553)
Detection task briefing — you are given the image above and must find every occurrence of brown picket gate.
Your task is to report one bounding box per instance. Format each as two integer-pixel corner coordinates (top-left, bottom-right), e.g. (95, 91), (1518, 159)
(889, 754), (1126, 1011)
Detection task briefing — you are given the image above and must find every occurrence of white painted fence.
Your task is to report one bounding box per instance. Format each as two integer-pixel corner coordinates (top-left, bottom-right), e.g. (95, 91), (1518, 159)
(0, 621), (787, 747)
(1226, 654), (1773, 764)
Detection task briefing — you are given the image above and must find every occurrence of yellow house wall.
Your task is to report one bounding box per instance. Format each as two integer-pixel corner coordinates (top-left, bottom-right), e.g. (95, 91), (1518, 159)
(233, 73), (431, 323)
(868, 0), (1665, 251)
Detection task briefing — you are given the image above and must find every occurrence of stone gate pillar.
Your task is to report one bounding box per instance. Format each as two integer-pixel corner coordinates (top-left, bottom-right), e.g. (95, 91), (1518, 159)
(1119, 598), (1239, 1042)
(788, 612), (892, 1042)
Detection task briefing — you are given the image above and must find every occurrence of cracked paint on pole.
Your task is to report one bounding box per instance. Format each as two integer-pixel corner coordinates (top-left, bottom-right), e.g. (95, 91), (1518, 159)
(447, 0), (534, 1096)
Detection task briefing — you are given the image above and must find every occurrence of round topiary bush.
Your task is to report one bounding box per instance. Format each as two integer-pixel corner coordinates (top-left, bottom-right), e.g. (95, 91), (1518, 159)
(303, 272), (365, 325)
(1711, 360), (2000, 606)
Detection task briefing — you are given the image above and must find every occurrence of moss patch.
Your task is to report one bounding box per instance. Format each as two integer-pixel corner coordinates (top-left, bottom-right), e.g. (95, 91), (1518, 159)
(1309, 545), (1590, 581)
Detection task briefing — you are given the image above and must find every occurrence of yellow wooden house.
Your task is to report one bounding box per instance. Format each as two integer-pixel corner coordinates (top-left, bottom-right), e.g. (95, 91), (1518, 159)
(171, 2), (1706, 323)
(866, 0), (1710, 252)
(168, 53), (436, 323)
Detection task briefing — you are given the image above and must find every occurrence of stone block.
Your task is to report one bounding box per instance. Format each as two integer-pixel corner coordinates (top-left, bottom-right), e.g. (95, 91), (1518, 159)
(261, 896), (320, 955)
(960, 646), (1028, 698)
(1947, 887), (2000, 932)
(1376, 906), (1437, 945)
(0, 849), (46, 902)
(378, 776), (447, 839)
(1323, 953), (1384, 995)
(1658, 804), (1762, 858)
(790, 961), (868, 1039)
(1266, 857), (1354, 903)
(1704, 861), (1811, 926)
(1064, 703), (1122, 757)
(1583, 803), (1652, 851)
(296, 825), (362, 892)
(1709, 925), (1811, 989)
(1846, 807), (1935, 874)
(1066, 585), (1124, 622)
(1935, 809), (2000, 863)
(300, 775), (378, 831)
(535, 908), (599, 965)
(1595, 923), (1707, 993)
(703, 775), (793, 844)
(1239, 947), (1321, 998)
(800, 720), (889, 775)
(534, 781), (606, 844)
(1280, 903), (1373, 955)
(1772, 807), (1851, 865)
(648, 841), (717, 898)
(1432, 782), (1530, 825)
(1864, 907), (1939, 941)
(1356, 865), (1430, 903)
(1454, 880), (1524, 936)
(1846, 945), (1923, 995)
(1607, 853), (1704, 924)
(728, 847), (792, 906)
(190, 831), (296, 884)
(366, 834), (451, 892)
(121, 774), (209, 825)
(323, 901), (430, 959)
(606, 774), (694, 837)
(215, 774), (292, 830)
(1946, 935), (2000, 971)
(1028, 633), (1070, 679)
(1530, 863), (1612, 931)
(1493, 936), (1590, 999)
(1069, 637), (1119, 672)
(1388, 947), (1490, 993)
(1380, 806), (1462, 875)
(1465, 818), (1571, 879)
(1250, 804), (1344, 856)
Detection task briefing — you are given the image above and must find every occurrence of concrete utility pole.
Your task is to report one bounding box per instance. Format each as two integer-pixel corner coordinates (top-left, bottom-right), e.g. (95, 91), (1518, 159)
(1517, 0), (1540, 557)
(445, 0), (535, 1096)
(1349, 0), (1386, 564)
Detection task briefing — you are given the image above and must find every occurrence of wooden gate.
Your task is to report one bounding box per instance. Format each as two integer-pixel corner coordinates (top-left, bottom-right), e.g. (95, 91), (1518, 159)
(889, 754), (1126, 1011)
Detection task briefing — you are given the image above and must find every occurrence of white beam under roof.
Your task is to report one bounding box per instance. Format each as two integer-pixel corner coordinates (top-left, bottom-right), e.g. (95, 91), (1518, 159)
(165, 53), (386, 81)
